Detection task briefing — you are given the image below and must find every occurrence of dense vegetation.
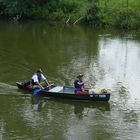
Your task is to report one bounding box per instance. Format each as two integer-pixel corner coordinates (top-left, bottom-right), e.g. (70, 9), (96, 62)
(0, 0), (140, 29)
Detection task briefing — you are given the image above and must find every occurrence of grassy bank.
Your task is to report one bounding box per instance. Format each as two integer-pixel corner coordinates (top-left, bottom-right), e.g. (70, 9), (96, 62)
(0, 0), (140, 29)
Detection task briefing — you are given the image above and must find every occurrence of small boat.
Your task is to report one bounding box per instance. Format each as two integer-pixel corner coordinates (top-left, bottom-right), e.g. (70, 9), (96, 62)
(16, 82), (111, 101)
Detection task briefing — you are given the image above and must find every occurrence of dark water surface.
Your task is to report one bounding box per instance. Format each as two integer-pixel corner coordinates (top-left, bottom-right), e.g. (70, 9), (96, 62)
(0, 21), (140, 140)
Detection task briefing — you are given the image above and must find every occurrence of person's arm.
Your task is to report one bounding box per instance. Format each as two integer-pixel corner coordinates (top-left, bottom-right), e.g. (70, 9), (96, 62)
(77, 81), (84, 90)
(77, 81), (84, 86)
(41, 74), (50, 86)
(44, 79), (50, 86)
(37, 82), (44, 89)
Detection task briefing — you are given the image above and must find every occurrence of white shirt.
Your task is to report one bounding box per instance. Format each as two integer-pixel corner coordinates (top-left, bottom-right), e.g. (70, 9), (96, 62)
(32, 73), (46, 83)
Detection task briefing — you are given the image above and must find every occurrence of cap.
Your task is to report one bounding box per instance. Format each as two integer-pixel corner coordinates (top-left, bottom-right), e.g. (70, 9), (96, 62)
(36, 69), (43, 73)
(77, 74), (84, 78)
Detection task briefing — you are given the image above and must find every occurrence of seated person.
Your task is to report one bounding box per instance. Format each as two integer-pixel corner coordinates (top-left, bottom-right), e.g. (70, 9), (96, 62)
(31, 69), (50, 89)
(74, 74), (87, 94)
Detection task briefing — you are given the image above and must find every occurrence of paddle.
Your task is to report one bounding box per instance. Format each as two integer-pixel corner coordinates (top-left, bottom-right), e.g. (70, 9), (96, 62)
(33, 81), (49, 95)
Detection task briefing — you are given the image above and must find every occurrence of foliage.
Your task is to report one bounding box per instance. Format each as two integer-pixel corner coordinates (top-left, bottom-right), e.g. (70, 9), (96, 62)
(0, 0), (140, 29)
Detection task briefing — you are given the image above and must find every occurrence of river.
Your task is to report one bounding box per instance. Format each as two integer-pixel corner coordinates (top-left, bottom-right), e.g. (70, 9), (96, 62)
(0, 20), (140, 140)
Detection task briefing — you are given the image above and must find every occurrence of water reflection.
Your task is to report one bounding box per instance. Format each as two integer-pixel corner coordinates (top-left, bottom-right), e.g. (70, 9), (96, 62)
(74, 104), (84, 119)
(31, 94), (111, 118)
(50, 99), (110, 119)
(32, 95), (47, 111)
(74, 102), (111, 120)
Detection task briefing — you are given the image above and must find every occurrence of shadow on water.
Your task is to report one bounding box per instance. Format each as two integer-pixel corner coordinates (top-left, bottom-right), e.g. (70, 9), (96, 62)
(71, 100), (110, 119)
(32, 94), (110, 117)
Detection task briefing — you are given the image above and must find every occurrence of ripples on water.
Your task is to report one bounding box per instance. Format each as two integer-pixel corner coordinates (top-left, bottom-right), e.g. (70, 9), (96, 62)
(0, 22), (140, 139)
(0, 82), (19, 95)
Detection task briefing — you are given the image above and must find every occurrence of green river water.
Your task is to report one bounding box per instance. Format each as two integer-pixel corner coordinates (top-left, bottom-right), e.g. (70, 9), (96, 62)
(0, 20), (140, 140)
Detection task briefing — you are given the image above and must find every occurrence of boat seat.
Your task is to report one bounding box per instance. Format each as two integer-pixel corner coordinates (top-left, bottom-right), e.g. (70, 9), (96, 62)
(63, 86), (75, 93)
(48, 86), (63, 93)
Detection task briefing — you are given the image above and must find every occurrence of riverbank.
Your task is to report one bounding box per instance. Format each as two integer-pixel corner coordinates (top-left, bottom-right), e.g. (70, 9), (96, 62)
(0, 0), (140, 30)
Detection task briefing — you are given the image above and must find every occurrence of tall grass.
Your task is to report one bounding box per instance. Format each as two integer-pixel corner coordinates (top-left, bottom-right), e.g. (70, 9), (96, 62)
(97, 0), (140, 29)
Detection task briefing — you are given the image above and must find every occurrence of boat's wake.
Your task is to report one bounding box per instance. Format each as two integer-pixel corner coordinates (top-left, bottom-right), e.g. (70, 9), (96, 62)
(0, 82), (23, 95)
